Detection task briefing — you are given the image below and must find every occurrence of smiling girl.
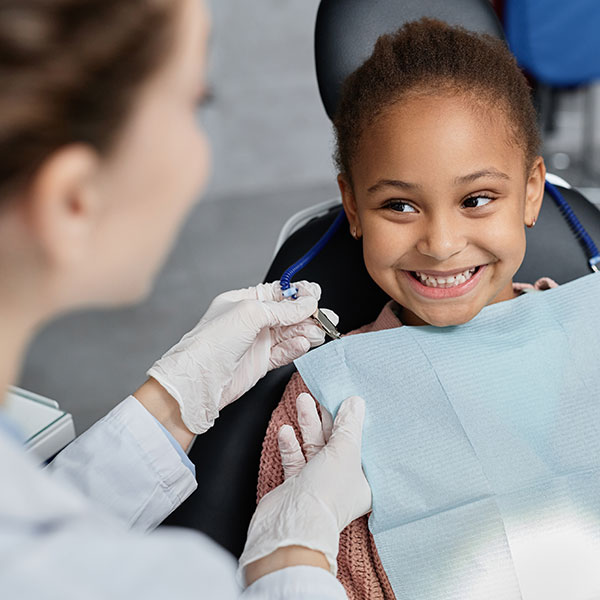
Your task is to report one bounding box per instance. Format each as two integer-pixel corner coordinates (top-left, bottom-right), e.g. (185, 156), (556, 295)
(258, 19), (556, 599)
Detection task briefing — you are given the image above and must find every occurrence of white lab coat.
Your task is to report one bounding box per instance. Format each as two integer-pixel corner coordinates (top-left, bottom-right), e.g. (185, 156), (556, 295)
(0, 395), (347, 599)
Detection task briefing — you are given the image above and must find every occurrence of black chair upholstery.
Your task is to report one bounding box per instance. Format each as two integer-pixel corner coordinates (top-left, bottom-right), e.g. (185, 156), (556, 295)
(316, 0), (503, 119)
(164, 0), (600, 558)
(516, 186), (600, 283)
(163, 362), (296, 557)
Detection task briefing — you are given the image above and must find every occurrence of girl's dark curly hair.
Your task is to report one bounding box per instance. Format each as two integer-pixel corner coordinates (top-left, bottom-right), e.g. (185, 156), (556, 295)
(333, 18), (540, 180)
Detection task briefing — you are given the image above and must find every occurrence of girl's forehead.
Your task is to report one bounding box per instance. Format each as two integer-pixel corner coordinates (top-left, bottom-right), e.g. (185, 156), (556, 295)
(372, 93), (510, 136)
(355, 94), (526, 184)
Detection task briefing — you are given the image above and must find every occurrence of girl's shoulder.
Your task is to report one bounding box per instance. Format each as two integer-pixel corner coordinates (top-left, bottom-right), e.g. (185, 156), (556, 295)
(344, 301), (402, 337)
(513, 276), (559, 294)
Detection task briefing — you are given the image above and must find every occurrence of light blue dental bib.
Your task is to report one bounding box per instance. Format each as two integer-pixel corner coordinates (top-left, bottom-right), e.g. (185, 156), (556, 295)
(295, 273), (600, 600)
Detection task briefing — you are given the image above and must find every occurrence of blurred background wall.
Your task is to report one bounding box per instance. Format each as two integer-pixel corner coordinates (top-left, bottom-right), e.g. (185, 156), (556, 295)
(17, 0), (600, 433)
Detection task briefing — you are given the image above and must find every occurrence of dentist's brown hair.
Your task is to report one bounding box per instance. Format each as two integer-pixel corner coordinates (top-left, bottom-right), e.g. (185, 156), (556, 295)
(0, 0), (177, 198)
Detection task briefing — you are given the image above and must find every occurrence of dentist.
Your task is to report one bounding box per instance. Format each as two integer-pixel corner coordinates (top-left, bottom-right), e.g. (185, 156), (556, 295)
(0, 0), (370, 597)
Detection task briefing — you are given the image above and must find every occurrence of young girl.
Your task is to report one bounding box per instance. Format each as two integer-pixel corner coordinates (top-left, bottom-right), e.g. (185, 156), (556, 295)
(257, 19), (558, 599)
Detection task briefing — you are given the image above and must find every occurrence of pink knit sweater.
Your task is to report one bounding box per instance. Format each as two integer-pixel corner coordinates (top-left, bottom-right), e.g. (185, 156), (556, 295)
(257, 278), (558, 600)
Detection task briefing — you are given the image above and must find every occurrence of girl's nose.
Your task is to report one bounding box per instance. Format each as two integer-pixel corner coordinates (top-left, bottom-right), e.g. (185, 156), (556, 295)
(415, 215), (467, 262)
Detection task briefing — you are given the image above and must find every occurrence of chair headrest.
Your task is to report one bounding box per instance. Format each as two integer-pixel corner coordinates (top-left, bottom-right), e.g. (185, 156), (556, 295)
(315, 0), (505, 120)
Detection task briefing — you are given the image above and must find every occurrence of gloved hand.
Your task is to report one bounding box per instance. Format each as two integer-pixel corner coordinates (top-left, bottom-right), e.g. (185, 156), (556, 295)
(147, 281), (339, 434)
(238, 395), (372, 579)
(278, 392), (333, 479)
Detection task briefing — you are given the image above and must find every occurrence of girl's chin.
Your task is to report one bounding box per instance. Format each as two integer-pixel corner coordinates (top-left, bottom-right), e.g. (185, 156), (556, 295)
(400, 303), (482, 327)
(426, 314), (475, 327)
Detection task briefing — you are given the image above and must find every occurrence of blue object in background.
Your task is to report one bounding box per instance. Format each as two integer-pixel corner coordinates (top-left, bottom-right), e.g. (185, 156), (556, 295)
(505, 0), (600, 86)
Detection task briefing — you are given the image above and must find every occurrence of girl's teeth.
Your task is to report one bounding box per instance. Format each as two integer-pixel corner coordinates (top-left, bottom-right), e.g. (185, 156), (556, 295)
(415, 268), (476, 288)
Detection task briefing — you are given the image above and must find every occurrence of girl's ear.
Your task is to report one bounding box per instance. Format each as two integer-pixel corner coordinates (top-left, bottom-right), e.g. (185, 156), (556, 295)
(524, 156), (546, 228)
(337, 174), (362, 239)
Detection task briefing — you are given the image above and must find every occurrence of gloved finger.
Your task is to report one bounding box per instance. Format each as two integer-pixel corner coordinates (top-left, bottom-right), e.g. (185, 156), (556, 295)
(296, 393), (326, 461)
(254, 281), (322, 303)
(319, 307), (340, 327)
(204, 280), (315, 307)
(209, 284), (268, 304)
(330, 396), (366, 449)
(256, 281), (287, 302)
(218, 328), (272, 408)
(198, 286), (272, 325)
(257, 296), (319, 329)
(292, 280), (322, 301)
(269, 337), (311, 369)
(271, 321), (326, 347)
(320, 405), (334, 442)
(278, 424), (306, 479)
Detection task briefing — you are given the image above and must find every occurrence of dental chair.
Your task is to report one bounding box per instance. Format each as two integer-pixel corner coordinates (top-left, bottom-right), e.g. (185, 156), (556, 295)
(163, 0), (600, 558)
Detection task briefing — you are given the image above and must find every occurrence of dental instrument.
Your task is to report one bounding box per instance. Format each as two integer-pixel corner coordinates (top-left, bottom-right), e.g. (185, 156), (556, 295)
(279, 209), (346, 340)
(312, 307), (342, 340)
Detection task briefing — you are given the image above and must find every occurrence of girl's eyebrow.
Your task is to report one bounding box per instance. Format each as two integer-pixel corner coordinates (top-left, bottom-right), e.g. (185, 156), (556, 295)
(367, 168), (510, 195)
(367, 179), (421, 194)
(454, 168), (510, 185)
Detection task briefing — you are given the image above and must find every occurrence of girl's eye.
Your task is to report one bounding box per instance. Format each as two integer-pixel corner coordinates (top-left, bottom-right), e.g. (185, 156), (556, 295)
(385, 200), (417, 213)
(462, 195), (495, 209)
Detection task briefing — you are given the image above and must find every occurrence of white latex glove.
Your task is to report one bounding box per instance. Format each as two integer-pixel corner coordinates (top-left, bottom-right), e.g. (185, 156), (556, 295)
(147, 281), (339, 434)
(238, 395), (372, 580)
(278, 392), (334, 479)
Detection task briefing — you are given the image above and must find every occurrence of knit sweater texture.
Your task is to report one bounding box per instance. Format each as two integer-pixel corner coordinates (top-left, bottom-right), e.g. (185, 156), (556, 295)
(256, 278), (557, 600)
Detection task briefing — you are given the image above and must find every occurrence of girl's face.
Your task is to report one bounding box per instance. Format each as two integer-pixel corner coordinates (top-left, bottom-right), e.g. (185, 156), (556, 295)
(340, 93), (545, 327)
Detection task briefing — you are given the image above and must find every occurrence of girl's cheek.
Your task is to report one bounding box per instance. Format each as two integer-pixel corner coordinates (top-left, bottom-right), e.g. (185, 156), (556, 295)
(365, 246), (396, 282)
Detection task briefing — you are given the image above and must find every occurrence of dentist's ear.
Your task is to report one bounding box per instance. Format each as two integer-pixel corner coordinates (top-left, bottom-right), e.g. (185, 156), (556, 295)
(338, 173), (362, 240)
(524, 156), (546, 228)
(25, 144), (101, 268)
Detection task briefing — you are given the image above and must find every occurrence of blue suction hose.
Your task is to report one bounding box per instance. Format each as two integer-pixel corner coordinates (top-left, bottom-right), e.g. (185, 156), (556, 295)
(280, 208), (347, 297)
(544, 181), (600, 272)
(279, 182), (599, 296)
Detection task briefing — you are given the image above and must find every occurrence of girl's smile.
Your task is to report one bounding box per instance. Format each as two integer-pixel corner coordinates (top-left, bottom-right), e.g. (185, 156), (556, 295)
(339, 93), (546, 327)
(402, 264), (486, 299)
